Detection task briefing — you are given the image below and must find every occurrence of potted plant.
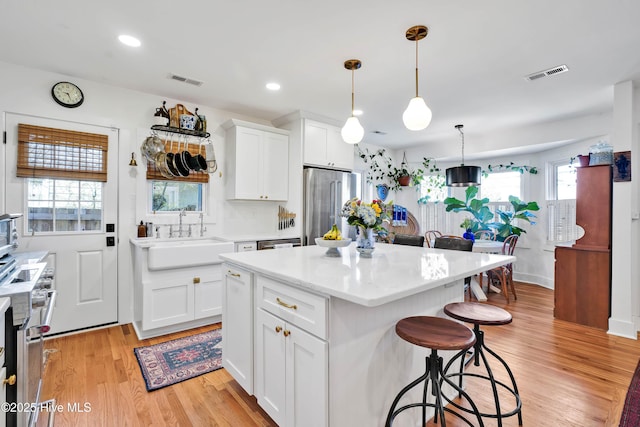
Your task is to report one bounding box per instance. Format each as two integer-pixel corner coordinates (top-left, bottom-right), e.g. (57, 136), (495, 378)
(358, 147), (442, 193)
(444, 186), (540, 241)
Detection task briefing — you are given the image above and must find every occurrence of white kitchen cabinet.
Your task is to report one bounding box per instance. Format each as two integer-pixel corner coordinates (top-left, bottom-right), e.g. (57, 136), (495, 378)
(222, 264), (254, 394)
(303, 119), (354, 171)
(223, 119), (290, 201)
(234, 241), (257, 252)
(131, 240), (233, 340)
(142, 265), (222, 330)
(254, 276), (328, 427)
(0, 367), (6, 427)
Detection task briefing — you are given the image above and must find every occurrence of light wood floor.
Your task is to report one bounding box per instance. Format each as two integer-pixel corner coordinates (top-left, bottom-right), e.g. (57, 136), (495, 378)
(40, 283), (640, 426)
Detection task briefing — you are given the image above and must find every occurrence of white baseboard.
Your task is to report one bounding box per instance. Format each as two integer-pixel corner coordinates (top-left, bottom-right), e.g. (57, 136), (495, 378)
(513, 272), (553, 289)
(608, 317), (638, 339)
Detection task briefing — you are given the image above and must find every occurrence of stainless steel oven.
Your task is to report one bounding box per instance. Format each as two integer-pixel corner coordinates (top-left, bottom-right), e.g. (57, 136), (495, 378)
(0, 214), (21, 260)
(3, 262), (56, 427)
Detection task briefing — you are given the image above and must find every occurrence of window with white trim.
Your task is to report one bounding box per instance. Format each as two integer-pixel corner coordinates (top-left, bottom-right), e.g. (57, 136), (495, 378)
(480, 171), (522, 201)
(547, 160), (578, 242)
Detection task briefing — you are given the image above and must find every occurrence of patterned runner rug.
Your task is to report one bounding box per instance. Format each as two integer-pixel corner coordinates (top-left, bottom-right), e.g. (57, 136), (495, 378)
(620, 358), (640, 426)
(134, 328), (222, 391)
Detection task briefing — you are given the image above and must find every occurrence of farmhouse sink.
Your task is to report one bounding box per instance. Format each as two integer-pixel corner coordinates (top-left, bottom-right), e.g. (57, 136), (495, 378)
(145, 238), (234, 270)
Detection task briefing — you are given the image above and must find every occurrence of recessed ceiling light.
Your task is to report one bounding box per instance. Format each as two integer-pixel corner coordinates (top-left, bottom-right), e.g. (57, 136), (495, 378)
(118, 35), (141, 47)
(352, 109), (363, 116)
(266, 82), (281, 91)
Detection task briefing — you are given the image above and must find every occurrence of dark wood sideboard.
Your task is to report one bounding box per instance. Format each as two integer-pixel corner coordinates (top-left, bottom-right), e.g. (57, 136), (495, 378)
(554, 164), (612, 330)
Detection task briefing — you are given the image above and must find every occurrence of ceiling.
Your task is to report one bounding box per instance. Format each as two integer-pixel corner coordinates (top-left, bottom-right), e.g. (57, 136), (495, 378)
(2, 1), (640, 150)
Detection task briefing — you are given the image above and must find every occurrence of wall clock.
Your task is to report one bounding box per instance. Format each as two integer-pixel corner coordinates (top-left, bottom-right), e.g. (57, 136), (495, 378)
(51, 81), (84, 108)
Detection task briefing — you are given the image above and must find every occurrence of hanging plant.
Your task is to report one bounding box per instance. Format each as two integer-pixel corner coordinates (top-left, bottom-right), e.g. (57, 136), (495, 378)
(357, 147), (443, 192)
(482, 162), (538, 177)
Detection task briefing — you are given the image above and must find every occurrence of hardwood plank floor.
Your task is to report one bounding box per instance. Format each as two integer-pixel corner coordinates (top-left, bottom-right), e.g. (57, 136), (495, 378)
(40, 283), (640, 426)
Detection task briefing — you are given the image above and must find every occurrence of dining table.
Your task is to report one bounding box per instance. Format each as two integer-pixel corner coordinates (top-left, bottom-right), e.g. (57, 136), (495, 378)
(469, 240), (509, 300)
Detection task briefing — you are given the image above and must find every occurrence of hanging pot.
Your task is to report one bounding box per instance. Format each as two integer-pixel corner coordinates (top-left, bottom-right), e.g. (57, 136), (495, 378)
(398, 175), (411, 186)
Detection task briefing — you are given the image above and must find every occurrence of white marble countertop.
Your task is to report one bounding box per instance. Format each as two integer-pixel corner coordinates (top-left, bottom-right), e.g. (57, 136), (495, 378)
(220, 242), (515, 307)
(130, 233), (300, 248)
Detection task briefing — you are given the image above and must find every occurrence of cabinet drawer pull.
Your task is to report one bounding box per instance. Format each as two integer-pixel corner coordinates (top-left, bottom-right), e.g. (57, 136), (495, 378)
(0, 347), (4, 357)
(275, 326), (282, 333)
(3, 375), (16, 386)
(193, 277), (200, 284)
(276, 297), (297, 310)
(283, 330), (291, 337)
(227, 270), (241, 278)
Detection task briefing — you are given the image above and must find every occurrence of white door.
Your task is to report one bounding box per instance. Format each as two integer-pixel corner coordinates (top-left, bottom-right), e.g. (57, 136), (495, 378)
(3, 113), (118, 334)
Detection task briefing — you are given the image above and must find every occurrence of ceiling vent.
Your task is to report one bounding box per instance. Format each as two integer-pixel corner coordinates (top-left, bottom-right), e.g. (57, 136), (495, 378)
(168, 73), (204, 87)
(524, 64), (569, 81)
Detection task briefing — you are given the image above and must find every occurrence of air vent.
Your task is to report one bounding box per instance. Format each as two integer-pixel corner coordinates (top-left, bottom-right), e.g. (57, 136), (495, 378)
(524, 64), (569, 81)
(168, 74), (204, 87)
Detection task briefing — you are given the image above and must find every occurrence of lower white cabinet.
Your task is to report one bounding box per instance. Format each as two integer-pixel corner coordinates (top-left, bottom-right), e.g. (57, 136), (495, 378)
(222, 265), (254, 394)
(255, 307), (328, 427)
(0, 367), (6, 427)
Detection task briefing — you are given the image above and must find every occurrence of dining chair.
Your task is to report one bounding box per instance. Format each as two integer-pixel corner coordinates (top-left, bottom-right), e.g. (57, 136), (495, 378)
(433, 237), (474, 297)
(424, 230), (442, 248)
(486, 234), (519, 301)
(393, 233), (425, 247)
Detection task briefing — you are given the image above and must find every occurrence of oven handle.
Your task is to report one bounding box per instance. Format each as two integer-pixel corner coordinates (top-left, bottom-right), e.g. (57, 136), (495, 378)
(38, 290), (57, 333)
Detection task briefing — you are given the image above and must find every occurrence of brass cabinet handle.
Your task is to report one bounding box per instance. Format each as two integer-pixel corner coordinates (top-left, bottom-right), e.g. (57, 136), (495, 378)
(283, 330), (291, 337)
(276, 297), (297, 310)
(227, 270), (241, 278)
(193, 277), (200, 284)
(275, 326), (282, 333)
(0, 347), (4, 357)
(3, 375), (16, 386)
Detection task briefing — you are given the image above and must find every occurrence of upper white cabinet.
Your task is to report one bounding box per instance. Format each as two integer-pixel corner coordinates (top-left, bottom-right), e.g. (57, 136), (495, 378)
(303, 119), (354, 170)
(223, 119), (290, 201)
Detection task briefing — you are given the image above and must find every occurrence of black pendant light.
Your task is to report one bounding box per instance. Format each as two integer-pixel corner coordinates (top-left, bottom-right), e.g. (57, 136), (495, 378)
(446, 124), (481, 187)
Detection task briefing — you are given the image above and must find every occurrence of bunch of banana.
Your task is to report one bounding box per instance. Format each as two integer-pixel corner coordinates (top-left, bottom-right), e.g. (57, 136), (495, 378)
(322, 224), (342, 240)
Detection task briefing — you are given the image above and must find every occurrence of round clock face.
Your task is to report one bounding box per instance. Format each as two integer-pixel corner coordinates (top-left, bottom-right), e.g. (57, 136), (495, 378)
(51, 81), (84, 108)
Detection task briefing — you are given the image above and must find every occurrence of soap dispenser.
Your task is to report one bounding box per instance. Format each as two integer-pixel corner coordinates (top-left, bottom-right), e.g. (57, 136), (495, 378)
(137, 221), (147, 238)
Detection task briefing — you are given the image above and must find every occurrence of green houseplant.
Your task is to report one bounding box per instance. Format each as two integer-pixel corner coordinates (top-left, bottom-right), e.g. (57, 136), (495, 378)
(357, 147), (442, 192)
(443, 186), (540, 241)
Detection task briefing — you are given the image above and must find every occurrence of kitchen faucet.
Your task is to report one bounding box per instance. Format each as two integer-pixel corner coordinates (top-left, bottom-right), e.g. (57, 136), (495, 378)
(178, 209), (186, 238)
(199, 213), (206, 237)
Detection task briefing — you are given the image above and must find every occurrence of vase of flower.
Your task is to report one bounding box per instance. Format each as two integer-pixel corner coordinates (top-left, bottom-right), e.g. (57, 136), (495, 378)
(356, 227), (375, 257)
(341, 197), (392, 258)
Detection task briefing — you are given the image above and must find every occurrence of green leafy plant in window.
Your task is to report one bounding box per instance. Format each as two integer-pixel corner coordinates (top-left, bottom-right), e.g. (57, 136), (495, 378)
(482, 162), (538, 177)
(443, 186), (540, 241)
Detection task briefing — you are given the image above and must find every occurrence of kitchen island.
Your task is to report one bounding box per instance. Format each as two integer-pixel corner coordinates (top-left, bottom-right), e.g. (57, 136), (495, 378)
(220, 242), (514, 427)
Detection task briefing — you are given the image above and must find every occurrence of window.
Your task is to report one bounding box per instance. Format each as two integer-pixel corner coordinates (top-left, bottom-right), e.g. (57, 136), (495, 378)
(480, 171), (521, 201)
(27, 178), (102, 233)
(550, 161), (576, 200)
(418, 174), (447, 203)
(547, 160), (578, 242)
(150, 181), (203, 212)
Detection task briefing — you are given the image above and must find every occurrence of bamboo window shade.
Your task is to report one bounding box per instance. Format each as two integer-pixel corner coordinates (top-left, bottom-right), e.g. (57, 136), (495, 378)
(145, 139), (209, 183)
(17, 123), (108, 182)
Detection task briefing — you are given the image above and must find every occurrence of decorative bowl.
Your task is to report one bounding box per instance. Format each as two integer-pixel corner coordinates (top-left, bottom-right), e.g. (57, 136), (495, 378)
(315, 238), (351, 257)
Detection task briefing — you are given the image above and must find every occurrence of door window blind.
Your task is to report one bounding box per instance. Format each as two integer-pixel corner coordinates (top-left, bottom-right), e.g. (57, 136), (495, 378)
(17, 123), (108, 182)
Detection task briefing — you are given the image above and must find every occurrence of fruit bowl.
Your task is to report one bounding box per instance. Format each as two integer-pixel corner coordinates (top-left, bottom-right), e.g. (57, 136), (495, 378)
(315, 238), (352, 257)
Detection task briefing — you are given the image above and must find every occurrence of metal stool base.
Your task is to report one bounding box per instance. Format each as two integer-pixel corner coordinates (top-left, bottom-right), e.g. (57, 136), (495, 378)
(385, 349), (484, 427)
(443, 326), (523, 426)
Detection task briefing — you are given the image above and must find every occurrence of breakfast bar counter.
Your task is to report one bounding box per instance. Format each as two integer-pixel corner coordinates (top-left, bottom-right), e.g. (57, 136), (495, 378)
(220, 243), (514, 427)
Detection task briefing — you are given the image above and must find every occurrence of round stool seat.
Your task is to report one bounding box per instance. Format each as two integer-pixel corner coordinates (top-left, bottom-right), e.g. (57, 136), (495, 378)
(444, 302), (512, 326)
(396, 316), (475, 350)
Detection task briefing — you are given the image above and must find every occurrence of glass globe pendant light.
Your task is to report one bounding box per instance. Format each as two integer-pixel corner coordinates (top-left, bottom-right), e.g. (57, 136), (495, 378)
(403, 25), (432, 131)
(341, 59), (364, 144)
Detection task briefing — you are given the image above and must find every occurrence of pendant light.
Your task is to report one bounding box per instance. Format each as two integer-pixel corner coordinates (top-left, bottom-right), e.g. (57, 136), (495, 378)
(403, 25), (432, 131)
(446, 124), (481, 187)
(341, 59), (364, 144)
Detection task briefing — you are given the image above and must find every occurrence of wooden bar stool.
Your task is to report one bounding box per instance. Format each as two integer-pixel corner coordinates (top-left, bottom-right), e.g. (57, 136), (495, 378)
(443, 302), (523, 426)
(385, 316), (484, 427)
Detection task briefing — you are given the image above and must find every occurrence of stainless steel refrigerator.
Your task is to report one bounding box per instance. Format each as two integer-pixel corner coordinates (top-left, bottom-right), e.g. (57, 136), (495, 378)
(303, 167), (360, 245)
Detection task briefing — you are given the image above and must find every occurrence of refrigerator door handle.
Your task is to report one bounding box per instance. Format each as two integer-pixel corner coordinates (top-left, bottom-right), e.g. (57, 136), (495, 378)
(335, 180), (342, 224)
(329, 180), (336, 223)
